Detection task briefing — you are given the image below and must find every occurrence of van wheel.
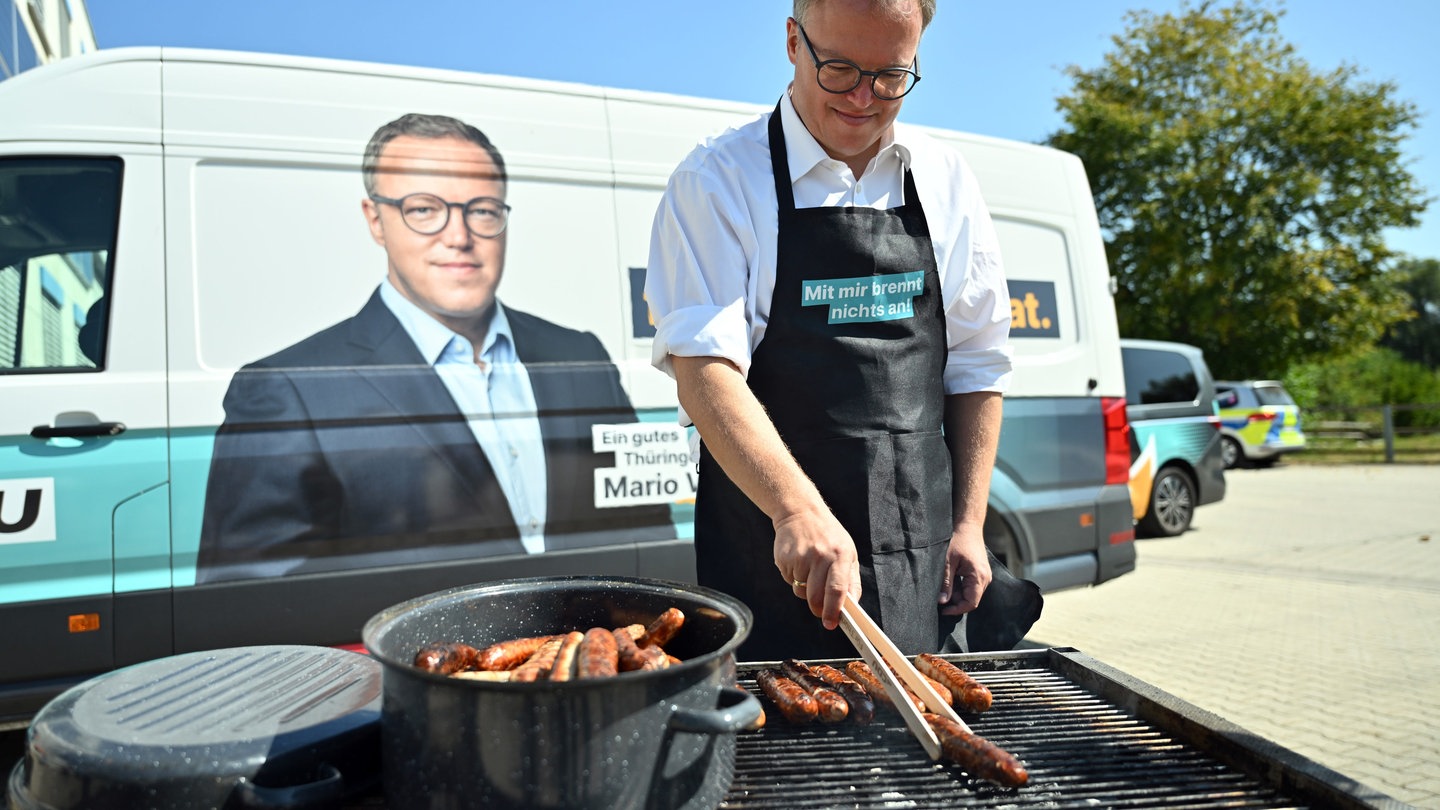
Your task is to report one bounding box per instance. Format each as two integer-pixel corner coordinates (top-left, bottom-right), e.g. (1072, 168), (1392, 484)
(983, 512), (1025, 577)
(1139, 467), (1196, 537)
(1220, 436), (1243, 469)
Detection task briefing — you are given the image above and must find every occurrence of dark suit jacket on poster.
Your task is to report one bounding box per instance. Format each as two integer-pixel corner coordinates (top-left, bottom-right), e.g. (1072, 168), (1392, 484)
(196, 290), (673, 584)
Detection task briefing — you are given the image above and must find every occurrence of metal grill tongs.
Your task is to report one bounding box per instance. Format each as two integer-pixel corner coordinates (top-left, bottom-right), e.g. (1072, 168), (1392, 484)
(837, 593), (971, 760)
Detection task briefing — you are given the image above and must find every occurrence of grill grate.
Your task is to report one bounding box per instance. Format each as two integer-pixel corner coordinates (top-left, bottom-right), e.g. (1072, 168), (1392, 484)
(725, 656), (1310, 809)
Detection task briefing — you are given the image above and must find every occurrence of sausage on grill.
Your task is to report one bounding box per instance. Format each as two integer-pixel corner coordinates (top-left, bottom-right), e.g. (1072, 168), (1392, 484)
(413, 642), (479, 675)
(924, 713), (1028, 788)
(809, 663), (876, 725)
(917, 653), (993, 713)
(639, 607), (685, 648)
(845, 661), (925, 714)
(475, 635), (558, 671)
(755, 669), (818, 724)
(578, 627), (620, 679)
(735, 679), (767, 730)
(917, 671), (954, 707)
(779, 659), (849, 723)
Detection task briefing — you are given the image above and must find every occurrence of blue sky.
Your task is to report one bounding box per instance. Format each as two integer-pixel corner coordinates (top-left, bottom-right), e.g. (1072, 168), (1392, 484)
(86, 0), (1439, 261)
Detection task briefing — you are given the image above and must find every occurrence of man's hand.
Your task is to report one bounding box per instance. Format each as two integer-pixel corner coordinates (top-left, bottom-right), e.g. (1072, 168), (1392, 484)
(773, 509), (861, 631)
(938, 523), (991, 615)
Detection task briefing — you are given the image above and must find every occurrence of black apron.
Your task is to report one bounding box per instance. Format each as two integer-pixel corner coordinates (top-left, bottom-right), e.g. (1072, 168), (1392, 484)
(695, 102), (1042, 661)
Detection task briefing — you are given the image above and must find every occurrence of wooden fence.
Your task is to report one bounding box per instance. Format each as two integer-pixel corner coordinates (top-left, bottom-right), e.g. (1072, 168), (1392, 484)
(1305, 403), (1440, 463)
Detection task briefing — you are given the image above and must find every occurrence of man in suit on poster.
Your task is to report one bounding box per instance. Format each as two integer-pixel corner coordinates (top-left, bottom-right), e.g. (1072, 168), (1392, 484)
(197, 113), (670, 584)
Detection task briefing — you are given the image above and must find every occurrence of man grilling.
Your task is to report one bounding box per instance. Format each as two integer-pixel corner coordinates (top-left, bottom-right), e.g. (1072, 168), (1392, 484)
(645, 0), (1042, 659)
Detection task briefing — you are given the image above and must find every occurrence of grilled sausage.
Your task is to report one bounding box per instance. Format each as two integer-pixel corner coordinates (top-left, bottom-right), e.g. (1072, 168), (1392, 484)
(548, 631), (585, 682)
(578, 627), (620, 679)
(916, 653), (993, 713)
(808, 663), (876, 725)
(413, 642), (479, 675)
(617, 623), (646, 642)
(779, 659), (849, 723)
(510, 636), (566, 682)
(845, 661), (925, 715)
(924, 713), (1028, 788)
(639, 607), (685, 648)
(755, 669), (818, 724)
(736, 680), (766, 730)
(450, 670), (513, 682)
(638, 644), (670, 670)
(614, 627), (649, 672)
(475, 635), (558, 671)
(918, 671), (954, 707)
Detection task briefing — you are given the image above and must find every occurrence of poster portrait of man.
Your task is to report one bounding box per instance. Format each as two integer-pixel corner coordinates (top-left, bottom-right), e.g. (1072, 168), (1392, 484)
(195, 113), (674, 584)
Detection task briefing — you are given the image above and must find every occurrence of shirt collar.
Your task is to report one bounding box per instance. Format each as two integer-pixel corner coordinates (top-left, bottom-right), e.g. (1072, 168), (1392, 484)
(779, 88), (913, 184)
(379, 278), (514, 365)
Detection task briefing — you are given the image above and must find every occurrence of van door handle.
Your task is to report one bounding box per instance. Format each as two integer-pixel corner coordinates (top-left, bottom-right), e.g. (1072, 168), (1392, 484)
(31, 422), (127, 439)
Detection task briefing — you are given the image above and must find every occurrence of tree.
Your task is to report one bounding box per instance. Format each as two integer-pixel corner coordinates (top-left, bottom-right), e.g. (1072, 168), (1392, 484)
(1046, 0), (1428, 380)
(1381, 257), (1440, 369)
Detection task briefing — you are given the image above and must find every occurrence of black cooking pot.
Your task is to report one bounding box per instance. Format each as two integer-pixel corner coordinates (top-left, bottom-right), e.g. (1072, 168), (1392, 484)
(361, 575), (760, 810)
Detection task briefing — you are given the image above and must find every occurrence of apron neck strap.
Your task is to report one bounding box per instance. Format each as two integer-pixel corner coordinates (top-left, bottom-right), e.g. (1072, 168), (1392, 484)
(767, 98), (920, 213)
(767, 99), (796, 213)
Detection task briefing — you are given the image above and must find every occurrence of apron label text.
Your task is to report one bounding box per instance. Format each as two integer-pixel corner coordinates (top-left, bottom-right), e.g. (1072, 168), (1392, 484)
(802, 271), (925, 324)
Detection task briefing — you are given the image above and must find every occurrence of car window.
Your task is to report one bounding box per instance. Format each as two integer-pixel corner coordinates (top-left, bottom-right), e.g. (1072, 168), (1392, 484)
(0, 157), (121, 373)
(1215, 388), (1239, 408)
(1253, 384), (1296, 407)
(1122, 347), (1199, 406)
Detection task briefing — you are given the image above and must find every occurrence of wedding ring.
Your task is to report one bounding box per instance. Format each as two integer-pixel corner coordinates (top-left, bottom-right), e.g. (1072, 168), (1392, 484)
(791, 579), (806, 588)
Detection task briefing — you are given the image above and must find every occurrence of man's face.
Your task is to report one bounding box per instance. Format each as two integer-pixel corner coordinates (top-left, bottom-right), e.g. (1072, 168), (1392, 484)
(786, 0), (923, 170)
(362, 135), (507, 328)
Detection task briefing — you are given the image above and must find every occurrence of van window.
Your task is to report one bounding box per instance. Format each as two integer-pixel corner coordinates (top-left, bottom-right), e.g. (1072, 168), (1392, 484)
(1122, 347), (1199, 406)
(0, 158), (120, 372)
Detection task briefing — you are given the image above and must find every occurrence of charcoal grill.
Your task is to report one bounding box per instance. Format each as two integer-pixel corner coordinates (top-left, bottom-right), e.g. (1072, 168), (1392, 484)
(727, 648), (1404, 809)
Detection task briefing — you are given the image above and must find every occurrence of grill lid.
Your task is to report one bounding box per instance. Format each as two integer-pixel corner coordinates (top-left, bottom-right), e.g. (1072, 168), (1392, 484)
(7, 645), (381, 810)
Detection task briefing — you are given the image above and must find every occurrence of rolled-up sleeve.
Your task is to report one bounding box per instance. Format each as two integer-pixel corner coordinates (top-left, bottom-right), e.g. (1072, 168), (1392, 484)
(646, 166), (755, 379)
(942, 171), (1014, 395)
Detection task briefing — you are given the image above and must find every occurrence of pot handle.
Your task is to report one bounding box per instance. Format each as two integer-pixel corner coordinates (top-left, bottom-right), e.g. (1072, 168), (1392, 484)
(667, 685), (763, 735)
(232, 763), (343, 809)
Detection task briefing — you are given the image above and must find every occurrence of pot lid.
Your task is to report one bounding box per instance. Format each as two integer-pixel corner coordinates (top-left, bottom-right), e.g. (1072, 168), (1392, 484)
(9, 645), (381, 810)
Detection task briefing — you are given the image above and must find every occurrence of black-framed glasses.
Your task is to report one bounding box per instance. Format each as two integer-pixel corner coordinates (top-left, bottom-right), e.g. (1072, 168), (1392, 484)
(796, 21), (920, 100)
(369, 192), (511, 238)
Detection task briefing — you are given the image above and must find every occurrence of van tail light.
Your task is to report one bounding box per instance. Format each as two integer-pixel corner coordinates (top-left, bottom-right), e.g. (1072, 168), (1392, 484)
(1102, 396), (1131, 486)
(1247, 412), (1277, 422)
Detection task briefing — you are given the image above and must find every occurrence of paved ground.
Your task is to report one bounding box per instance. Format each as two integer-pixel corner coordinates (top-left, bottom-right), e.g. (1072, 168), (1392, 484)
(1021, 463), (1439, 808)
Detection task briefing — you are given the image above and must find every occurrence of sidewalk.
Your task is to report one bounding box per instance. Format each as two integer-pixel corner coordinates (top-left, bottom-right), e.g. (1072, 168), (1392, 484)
(1023, 464), (1440, 808)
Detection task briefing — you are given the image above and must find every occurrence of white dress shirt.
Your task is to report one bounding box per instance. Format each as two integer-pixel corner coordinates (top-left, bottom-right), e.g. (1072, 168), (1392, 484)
(380, 280), (548, 554)
(646, 91), (1012, 413)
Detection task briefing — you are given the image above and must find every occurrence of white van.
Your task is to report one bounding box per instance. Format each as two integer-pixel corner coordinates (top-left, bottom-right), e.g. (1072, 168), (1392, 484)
(0, 48), (1134, 718)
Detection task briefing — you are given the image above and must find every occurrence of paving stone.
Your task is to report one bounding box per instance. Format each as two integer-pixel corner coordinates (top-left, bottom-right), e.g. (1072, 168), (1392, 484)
(1022, 464), (1440, 808)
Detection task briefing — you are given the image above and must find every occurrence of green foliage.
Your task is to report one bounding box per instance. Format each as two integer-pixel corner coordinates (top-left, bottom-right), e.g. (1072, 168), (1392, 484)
(1284, 347), (1440, 426)
(1381, 257), (1440, 368)
(1046, 0), (1428, 381)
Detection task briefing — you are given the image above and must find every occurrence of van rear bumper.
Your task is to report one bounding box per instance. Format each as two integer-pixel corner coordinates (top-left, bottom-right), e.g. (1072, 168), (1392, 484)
(1001, 481), (1135, 594)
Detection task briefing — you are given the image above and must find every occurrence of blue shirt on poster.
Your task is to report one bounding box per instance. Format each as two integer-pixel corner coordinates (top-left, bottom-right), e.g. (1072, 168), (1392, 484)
(379, 280), (548, 554)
